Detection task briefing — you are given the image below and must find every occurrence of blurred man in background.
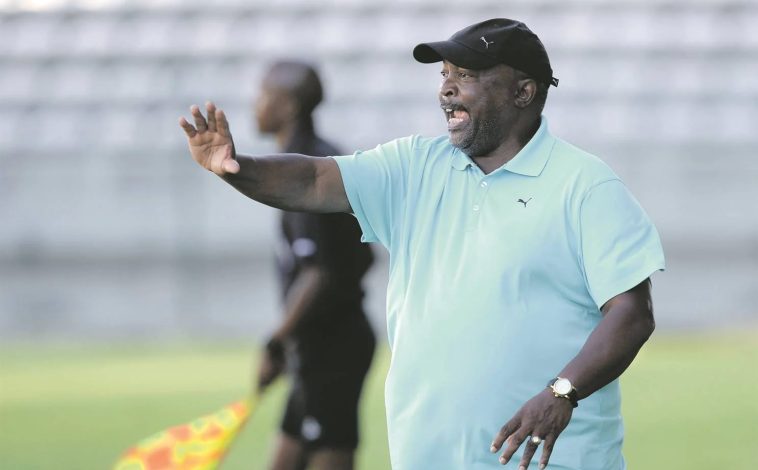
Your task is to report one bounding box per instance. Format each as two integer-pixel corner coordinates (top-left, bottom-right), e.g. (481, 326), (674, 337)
(253, 61), (375, 470)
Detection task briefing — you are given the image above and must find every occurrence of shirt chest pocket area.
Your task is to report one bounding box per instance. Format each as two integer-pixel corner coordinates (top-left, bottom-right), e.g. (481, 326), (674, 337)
(475, 195), (567, 268)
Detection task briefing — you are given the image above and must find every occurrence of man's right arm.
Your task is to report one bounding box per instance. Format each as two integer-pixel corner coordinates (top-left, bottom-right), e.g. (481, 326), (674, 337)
(179, 102), (351, 214)
(224, 153), (350, 213)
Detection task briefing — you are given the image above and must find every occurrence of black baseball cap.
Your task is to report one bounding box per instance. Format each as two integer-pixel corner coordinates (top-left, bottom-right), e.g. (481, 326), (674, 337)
(413, 18), (559, 87)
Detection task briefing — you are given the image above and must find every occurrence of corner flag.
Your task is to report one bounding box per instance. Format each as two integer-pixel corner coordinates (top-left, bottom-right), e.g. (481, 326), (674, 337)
(114, 395), (258, 470)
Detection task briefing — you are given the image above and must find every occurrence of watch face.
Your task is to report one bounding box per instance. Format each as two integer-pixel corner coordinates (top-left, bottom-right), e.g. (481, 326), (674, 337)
(554, 378), (572, 395)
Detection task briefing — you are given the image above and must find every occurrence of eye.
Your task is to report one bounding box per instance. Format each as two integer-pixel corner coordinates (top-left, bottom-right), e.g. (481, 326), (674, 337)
(457, 71), (471, 79)
(440, 70), (449, 79)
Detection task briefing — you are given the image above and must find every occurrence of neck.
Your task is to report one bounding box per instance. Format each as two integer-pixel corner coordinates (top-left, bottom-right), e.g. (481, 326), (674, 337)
(276, 116), (315, 152)
(471, 116), (541, 174)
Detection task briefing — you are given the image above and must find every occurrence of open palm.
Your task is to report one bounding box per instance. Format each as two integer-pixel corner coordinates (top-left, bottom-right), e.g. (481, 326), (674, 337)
(179, 102), (240, 175)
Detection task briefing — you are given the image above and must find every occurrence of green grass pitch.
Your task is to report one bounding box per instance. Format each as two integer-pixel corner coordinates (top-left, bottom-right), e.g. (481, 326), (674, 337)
(1, 330), (756, 469)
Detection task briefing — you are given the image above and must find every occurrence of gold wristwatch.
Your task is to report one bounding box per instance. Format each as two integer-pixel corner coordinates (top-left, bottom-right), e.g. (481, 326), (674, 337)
(547, 377), (578, 408)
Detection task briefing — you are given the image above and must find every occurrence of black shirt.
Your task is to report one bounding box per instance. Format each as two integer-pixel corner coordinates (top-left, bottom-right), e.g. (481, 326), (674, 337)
(275, 123), (375, 371)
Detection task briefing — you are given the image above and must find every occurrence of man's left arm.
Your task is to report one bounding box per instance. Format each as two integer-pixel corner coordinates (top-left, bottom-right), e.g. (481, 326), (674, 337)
(490, 278), (656, 469)
(257, 264), (332, 391)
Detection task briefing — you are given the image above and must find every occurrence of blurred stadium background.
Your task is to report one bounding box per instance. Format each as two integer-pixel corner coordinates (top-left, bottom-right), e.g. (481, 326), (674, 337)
(1, 0), (756, 469)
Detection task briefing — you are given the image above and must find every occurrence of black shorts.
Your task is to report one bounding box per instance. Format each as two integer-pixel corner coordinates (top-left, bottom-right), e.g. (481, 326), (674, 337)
(281, 329), (375, 451)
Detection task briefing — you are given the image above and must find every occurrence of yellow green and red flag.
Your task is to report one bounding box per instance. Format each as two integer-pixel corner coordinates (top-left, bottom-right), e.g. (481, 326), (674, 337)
(114, 394), (258, 470)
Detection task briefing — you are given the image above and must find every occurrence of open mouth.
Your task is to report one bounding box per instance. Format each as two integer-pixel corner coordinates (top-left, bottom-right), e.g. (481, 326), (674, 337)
(443, 106), (470, 131)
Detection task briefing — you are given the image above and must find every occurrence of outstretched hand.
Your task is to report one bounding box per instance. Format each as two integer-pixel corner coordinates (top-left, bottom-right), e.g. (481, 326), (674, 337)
(179, 102), (240, 175)
(490, 389), (573, 469)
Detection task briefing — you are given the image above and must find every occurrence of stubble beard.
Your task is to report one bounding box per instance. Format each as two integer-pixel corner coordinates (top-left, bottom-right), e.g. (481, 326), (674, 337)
(450, 118), (501, 158)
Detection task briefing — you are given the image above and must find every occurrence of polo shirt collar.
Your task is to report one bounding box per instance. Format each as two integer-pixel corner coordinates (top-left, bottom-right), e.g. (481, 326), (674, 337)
(450, 116), (555, 176)
(450, 148), (472, 171)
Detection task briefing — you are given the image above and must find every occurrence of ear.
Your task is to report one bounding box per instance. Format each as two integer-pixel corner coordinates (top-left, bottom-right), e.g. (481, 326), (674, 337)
(513, 78), (538, 109)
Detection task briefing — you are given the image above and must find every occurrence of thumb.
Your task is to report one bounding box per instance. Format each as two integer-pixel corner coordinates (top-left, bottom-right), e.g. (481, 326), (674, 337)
(222, 145), (240, 174)
(223, 158), (240, 174)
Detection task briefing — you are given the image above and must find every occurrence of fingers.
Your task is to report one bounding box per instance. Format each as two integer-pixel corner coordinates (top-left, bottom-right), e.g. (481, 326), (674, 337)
(215, 108), (232, 137)
(178, 116), (197, 137)
(492, 419), (551, 468)
(205, 101), (217, 132)
(491, 418), (519, 453)
(181, 102), (237, 176)
(518, 434), (546, 470)
(517, 439), (537, 470)
(499, 431), (528, 466)
(493, 391), (571, 468)
(182, 102), (231, 137)
(191, 104), (208, 132)
(538, 434), (556, 470)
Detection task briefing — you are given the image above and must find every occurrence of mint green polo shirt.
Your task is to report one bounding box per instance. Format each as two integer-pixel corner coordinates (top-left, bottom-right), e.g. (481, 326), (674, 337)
(332, 118), (665, 470)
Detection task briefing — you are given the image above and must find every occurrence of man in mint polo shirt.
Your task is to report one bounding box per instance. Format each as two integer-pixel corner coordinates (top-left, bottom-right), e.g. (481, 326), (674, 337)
(179, 18), (664, 470)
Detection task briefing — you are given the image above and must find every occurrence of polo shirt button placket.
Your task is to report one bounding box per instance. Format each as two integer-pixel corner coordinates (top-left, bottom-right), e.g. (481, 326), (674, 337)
(467, 177), (490, 231)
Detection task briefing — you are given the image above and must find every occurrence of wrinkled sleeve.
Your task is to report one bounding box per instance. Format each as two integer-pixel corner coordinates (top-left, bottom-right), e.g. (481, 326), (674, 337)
(579, 179), (666, 309)
(331, 136), (413, 249)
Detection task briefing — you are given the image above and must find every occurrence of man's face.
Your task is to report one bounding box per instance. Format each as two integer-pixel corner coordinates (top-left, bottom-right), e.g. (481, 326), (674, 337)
(438, 61), (518, 157)
(254, 80), (290, 134)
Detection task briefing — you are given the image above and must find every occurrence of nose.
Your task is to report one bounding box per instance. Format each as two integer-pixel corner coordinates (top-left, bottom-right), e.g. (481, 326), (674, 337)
(439, 76), (457, 98)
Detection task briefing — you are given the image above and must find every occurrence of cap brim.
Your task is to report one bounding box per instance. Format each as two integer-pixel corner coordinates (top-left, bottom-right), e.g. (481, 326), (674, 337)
(413, 41), (498, 70)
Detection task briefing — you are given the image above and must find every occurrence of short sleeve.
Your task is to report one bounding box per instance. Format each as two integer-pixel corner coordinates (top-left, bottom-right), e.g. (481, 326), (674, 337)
(285, 212), (323, 265)
(331, 136), (414, 249)
(579, 179), (666, 308)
